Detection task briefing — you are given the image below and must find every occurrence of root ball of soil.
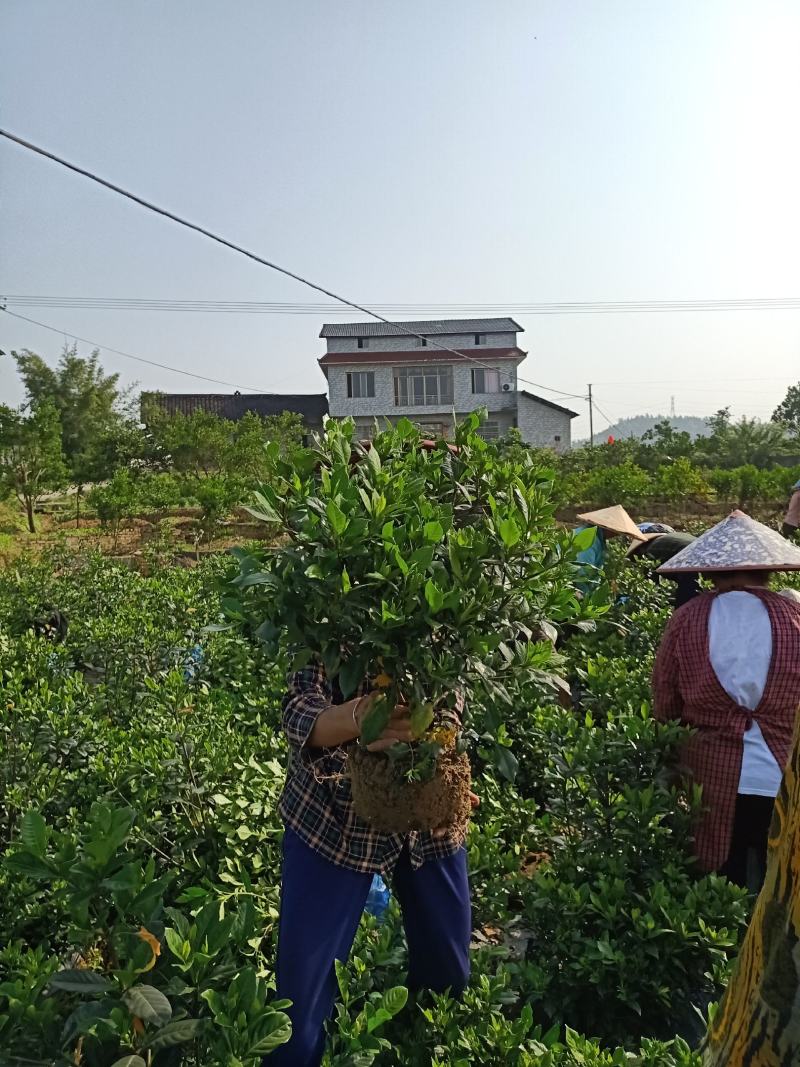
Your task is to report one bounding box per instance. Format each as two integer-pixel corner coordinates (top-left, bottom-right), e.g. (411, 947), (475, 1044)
(349, 746), (472, 834)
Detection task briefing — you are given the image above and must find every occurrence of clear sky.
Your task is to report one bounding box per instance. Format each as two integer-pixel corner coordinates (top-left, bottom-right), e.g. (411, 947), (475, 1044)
(2, 0), (799, 438)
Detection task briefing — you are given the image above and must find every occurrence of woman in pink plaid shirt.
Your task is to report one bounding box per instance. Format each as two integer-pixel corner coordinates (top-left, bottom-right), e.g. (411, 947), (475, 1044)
(652, 511), (800, 889)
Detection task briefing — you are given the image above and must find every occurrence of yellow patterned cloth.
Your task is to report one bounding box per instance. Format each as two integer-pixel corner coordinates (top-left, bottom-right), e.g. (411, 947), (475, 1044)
(703, 708), (800, 1066)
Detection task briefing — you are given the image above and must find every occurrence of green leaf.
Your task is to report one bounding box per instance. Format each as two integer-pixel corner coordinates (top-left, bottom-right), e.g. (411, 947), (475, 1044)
(236, 571), (279, 589)
(326, 499), (348, 536)
(367, 1006), (393, 1032)
(424, 520), (444, 542)
(341, 566), (352, 594)
(249, 1011), (293, 1054)
(111, 1058), (147, 1067)
(493, 745), (519, 783)
(409, 703), (434, 738)
(122, 984), (172, 1027)
(4, 850), (55, 880)
(383, 985), (409, 1017)
(304, 564), (324, 579)
(339, 656), (366, 700)
(360, 695), (392, 746)
(424, 579), (445, 613)
(61, 1001), (115, 1045)
(572, 525), (598, 552)
(254, 619), (280, 643)
(19, 810), (47, 857)
(365, 445), (382, 475)
(246, 491), (280, 522)
(143, 1018), (207, 1051)
(49, 969), (113, 994)
(498, 515), (521, 548)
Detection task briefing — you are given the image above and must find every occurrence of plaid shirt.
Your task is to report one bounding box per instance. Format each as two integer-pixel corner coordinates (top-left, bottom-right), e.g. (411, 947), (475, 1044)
(278, 662), (467, 874)
(652, 590), (800, 871)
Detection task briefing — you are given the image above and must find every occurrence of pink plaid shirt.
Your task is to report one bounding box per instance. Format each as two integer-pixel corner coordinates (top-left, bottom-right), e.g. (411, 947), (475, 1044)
(652, 589), (800, 871)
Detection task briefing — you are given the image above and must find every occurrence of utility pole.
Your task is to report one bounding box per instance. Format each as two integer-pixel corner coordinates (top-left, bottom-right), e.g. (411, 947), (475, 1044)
(588, 384), (594, 446)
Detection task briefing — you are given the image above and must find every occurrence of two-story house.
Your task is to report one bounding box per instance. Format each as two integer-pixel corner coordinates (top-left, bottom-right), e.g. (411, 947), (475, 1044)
(318, 317), (576, 450)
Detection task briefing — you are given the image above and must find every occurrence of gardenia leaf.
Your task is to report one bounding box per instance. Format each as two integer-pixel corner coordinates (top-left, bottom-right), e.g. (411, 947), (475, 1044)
(572, 526), (598, 552)
(382, 985), (409, 1017)
(142, 1018), (207, 1051)
(326, 499), (348, 535)
(498, 516), (521, 548)
(49, 969), (113, 993)
(4, 851), (55, 880)
(19, 810), (47, 857)
(424, 520), (444, 542)
(360, 696), (392, 746)
(122, 984), (172, 1026)
(424, 579), (445, 613)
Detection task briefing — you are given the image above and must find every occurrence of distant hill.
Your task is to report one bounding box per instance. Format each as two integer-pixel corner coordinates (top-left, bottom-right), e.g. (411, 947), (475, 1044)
(579, 414), (710, 443)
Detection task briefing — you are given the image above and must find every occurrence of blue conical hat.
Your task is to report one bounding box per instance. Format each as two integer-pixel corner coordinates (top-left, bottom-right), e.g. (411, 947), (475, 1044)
(657, 511), (800, 573)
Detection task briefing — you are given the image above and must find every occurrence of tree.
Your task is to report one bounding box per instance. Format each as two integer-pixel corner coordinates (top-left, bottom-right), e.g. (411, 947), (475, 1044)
(0, 400), (68, 532)
(773, 382), (800, 437)
(143, 405), (305, 480)
(697, 412), (791, 469)
(13, 345), (139, 522)
(143, 408), (232, 476)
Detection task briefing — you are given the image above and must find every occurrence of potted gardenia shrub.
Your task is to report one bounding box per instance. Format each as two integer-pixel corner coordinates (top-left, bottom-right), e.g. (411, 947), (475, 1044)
(232, 413), (586, 833)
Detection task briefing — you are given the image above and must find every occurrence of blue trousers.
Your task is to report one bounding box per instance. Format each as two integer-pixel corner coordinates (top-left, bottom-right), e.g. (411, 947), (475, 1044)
(267, 828), (471, 1067)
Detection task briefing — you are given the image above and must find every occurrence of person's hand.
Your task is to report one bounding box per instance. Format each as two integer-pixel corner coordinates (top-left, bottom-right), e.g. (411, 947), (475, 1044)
(432, 791), (480, 838)
(364, 701), (415, 752)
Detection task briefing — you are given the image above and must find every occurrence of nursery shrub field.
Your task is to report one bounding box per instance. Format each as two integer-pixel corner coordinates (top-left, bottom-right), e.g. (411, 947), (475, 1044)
(0, 540), (757, 1067)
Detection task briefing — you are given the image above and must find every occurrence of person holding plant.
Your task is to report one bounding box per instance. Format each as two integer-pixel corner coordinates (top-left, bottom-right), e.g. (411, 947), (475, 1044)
(267, 663), (474, 1067)
(652, 511), (800, 889)
(239, 416), (579, 1066)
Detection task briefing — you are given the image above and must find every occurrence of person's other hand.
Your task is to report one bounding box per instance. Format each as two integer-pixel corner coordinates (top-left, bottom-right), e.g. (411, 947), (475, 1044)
(432, 791), (480, 838)
(365, 702), (415, 752)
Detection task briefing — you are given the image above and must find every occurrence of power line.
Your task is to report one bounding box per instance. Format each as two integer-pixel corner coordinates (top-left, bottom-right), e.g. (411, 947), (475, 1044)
(5, 294), (800, 315)
(0, 309), (292, 393)
(0, 128), (585, 402)
(5, 294), (800, 316)
(590, 398), (617, 431)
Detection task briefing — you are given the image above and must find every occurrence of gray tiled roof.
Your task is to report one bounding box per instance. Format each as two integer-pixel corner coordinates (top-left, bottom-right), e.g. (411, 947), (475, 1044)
(319, 317), (523, 338)
(141, 392), (328, 424)
(519, 390), (580, 419)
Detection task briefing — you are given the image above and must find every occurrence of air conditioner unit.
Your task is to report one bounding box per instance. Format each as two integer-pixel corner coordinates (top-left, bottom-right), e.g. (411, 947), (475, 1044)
(502, 383), (511, 392)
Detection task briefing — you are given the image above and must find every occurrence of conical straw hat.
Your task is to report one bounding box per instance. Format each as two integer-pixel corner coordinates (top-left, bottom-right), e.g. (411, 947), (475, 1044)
(657, 510), (800, 574)
(576, 505), (647, 541)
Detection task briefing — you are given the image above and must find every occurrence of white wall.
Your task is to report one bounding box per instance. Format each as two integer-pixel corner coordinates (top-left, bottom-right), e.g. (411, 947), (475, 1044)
(325, 331), (518, 353)
(516, 393), (573, 452)
(326, 359), (519, 418)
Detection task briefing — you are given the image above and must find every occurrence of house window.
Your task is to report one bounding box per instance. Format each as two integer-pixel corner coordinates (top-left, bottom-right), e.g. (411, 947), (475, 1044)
(357, 337), (368, 349)
(471, 368), (501, 393)
(415, 419), (450, 439)
(393, 366), (454, 407)
(419, 337), (428, 347)
(346, 371), (375, 398)
(554, 434), (562, 443)
(474, 334), (486, 345)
